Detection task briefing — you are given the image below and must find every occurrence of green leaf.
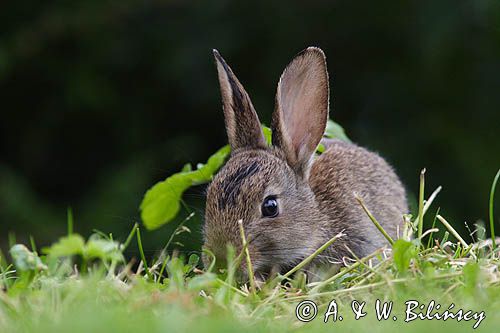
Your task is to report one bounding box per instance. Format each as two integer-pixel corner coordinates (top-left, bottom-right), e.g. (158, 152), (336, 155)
(187, 272), (218, 290)
(188, 253), (200, 267)
(324, 119), (351, 142)
(317, 143), (326, 153)
(42, 234), (85, 257)
(463, 262), (480, 293)
(262, 126), (272, 144)
(181, 163), (192, 172)
(140, 145), (230, 230)
(9, 244), (47, 272)
(265, 121), (349, 146)
(392, 239), (417, 273)
(42, 233), (124, 263)
(85, 237), (124, 262)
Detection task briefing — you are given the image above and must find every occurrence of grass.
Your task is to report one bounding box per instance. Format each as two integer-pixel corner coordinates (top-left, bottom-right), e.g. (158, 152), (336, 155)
(1, 170), (500, 332)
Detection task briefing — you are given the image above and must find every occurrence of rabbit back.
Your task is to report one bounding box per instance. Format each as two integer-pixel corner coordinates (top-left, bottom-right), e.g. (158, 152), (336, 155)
(309, 138), (408, 257)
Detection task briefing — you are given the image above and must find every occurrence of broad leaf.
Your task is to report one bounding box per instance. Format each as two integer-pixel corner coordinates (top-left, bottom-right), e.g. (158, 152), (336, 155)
(325, 119), (351, 142)
(43, 234), (85, 257)
(85, 237), (124, 262)
(392, 239), (417, 273)
(43, 234), (124, 263)
(10, 244), (47, 272)
(141, 145), (230, 230)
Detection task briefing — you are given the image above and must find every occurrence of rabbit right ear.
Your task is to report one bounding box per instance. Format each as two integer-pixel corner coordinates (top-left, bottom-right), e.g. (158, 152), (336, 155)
(213, 50), (267, 151)
(271, 47), (329, 178)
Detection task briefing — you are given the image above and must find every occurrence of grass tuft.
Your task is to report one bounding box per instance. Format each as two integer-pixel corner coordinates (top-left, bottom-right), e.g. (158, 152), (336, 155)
(1, 172), (499, 332)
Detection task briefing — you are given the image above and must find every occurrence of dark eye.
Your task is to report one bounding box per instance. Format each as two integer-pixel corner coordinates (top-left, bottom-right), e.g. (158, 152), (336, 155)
(261, 196), (279, 218)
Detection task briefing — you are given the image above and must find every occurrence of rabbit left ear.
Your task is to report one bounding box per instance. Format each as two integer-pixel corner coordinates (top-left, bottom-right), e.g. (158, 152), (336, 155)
(213, 50), (267, 151)
(271, 47), (329, 177)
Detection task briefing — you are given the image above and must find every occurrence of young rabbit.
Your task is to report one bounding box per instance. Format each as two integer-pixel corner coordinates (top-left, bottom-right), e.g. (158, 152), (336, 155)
(203, 47), (408, 279)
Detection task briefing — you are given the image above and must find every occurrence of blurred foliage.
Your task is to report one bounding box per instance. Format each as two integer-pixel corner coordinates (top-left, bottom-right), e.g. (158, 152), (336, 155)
(1, 0), (499, 257)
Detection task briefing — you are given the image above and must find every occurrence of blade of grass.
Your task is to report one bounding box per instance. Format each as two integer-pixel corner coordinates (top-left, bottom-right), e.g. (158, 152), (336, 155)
(354, 194), (394, 245)
(342, 245), (391, 287)
(417, 169), (426, 240)
(0, 253), (8, 291)
(413, 186), (442, 223)
(420, 228), (439, 240)
(216, 278), (249, 297)
(162, 212), (195, 253)
(238, 220), (256, 293)
(29, 235), (37, 255)
(121, 222), (138, 251)
(489, 169), (500, 250)
(202, 248), (216, 273)
(436, 215), (476, 260)
(92, 229), (109, 239)
(151, 212), (195, 282)
(426, 207), (441, 248)
(67, 207), (74, 235)
(441, 231), (449, 245)
(436, 215), (468, 248)
(136, 226), (152, 280)
(157, 254), (170, 282)
(281, 232), (344, 279)
(8, 232), (16, 248)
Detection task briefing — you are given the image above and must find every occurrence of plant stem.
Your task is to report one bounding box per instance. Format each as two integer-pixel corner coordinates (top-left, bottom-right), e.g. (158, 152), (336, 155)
(121, 222), (138, 251)
(216, 278), (249, 297)
(67, 207), (74, 235)
(158, 255), (170, 282)
(355, 194), (394, 245)
(417, 169), (426, 240)
(29, 236), (37, 255)
(489, 169), (500, 250)
(163, 212), (195, 253)
(436, 215), (475, 259)
(427, 207), (441, 248)
(282, 232), (344, 279)
(136, 227), (152, 280)
(238, 220), (256, 293)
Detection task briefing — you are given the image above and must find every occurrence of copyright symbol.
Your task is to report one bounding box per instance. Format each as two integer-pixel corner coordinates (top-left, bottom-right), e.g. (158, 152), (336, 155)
(295, 300), (318, 322)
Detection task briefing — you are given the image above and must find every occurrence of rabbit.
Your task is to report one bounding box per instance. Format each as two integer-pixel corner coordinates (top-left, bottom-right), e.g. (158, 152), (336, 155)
(203, 47), (408, 280)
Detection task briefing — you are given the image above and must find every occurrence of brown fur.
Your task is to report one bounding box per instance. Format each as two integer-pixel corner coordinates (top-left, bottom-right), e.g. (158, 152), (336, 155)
(203, 47), (408, 278)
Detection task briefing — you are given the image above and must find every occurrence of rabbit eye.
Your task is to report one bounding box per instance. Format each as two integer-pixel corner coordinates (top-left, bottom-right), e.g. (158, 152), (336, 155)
(261, 196), (279, 218)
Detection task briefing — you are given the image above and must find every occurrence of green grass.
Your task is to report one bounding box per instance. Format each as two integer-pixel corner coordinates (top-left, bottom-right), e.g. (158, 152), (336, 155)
(1, 171), (500, 332)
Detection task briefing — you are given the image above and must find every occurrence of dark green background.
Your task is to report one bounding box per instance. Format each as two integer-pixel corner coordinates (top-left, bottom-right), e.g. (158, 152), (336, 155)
(1, 0), (499, 258)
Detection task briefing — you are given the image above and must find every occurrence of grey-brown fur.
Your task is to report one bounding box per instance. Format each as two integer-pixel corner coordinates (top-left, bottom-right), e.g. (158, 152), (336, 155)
(203, 47), (408, 279)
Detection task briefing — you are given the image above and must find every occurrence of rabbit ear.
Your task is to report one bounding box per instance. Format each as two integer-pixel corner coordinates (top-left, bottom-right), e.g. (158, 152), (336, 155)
(271, 47), (329, 177)
(213, 50), (267, 150)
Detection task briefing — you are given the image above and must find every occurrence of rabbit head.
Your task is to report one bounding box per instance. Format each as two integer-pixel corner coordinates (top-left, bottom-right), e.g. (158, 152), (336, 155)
(203, 47), (331, 278)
